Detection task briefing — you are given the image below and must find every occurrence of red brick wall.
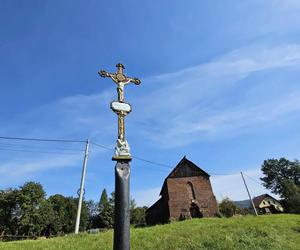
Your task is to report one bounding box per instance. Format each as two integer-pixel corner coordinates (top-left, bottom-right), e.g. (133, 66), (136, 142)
(167, 176), (218, 220)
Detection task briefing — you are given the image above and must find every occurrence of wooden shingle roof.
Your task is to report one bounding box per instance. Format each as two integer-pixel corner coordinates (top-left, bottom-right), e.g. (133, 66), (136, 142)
(159, 156), (210, 195)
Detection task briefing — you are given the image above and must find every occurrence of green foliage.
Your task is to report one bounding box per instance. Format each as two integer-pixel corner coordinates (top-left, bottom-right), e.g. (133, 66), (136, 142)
(261, 158), (300, 213)
(47, 194), (69, 234)
(0, 188), (19, 234)
(236, 207), (253, 216)
(281, 180), (300, 213)
(50, 194), (81, 234)
(218, 198), (238, 217)
(130, 199), (147, 226)
(37, 200), (56, 236)
(48, 195), (89, 234)
(79, 199), (90, 232)
(17, 182), (46, 236)
(86, 200), (99, 229)
(98, 189), (114, 228)
(1, 214), (299, 250)
(0, 182), (90, 237)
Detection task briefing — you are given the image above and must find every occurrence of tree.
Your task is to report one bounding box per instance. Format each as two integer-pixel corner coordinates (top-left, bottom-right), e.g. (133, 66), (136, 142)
(219, 198), (238, 217)
(98, 189), (114, 228)
(17, 182), (46, 236)
(1, 181), (92, 237)
(78, 198), (90, 232)
(129, 199), (147, 226)
(47, 194), (89, 234)
(131, 206), (148, 226)
(38, 200), (56, 236)
(261, 158), (300, 213)
(86, 200), (99, 229)
(0, 188), (19, 235)
(281, 180), (300, 213)
(261, 158), (300, 195)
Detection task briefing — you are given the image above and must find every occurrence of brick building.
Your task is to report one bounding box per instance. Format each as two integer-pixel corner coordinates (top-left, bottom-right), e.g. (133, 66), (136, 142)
(146, 157), (218, 225)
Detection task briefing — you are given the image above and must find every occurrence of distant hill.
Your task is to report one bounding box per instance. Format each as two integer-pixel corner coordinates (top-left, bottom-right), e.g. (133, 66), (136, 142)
(1, 214), (299, 250)
(234, 199), (251, 208)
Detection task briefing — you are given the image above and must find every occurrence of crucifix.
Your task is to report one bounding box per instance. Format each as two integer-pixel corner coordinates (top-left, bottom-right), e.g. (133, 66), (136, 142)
(99, 63), (140, 160)
(98, 63), (141, 250)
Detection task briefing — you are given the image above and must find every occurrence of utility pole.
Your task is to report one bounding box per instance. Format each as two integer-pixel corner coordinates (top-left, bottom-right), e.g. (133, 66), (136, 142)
(99, 63), (140, 250)
(75, 139), (90, 234)
(240, 172), (258, 216)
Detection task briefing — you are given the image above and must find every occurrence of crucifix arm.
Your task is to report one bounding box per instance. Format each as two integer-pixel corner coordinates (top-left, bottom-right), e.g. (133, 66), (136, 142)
(124, 77), (141, 85)
(98, 70), (118, 83)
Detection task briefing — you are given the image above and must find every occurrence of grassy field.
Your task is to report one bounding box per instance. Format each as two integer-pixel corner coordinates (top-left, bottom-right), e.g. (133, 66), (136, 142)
(1, 214), (299, 250)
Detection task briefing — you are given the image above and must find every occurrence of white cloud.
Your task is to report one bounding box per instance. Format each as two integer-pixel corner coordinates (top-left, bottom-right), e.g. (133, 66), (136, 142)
(132, 187), (161, 207)
(0, 154), (82, 186)
(133, 168), (278, 206)
(9, 43), (299, 150)
(211, 168), (279, 202)
(131, 44), (300, 147)
(2, 43), (300, 183)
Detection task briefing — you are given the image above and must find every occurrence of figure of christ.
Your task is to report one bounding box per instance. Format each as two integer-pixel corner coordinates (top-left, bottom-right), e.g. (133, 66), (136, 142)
(99, 63), (140, 103)
(98, 63), (141, 158)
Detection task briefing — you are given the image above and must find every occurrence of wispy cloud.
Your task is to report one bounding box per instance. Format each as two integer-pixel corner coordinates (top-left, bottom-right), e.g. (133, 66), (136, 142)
(135, 168), (277, 206)
(0, 154), (82, 186)
(132, 187), (161, 207)
(5, 44), (300, 150)
(1, 43), (300, 182)
(133, 167), (276, 206)
(210, 168), (277, 202)
(131, 44), (300, 147)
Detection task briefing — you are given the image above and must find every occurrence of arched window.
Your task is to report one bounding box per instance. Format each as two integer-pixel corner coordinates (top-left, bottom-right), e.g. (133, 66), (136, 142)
(187, 182), (196, 200)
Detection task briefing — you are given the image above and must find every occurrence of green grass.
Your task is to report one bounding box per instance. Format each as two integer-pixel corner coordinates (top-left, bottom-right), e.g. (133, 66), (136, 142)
(1, 214), (300, 250)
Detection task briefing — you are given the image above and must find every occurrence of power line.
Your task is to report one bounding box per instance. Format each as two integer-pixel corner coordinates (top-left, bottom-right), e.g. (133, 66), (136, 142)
(91, 140), (173, 169)
(132, 164), (171, 173)
(0, 142), (84, 152)
(0, 136), (252, 177)
(0, 136), (85, 143)
(131, 156), (173, 169)
(243, 173), (263, 186)
(90, 140), (242, 175)
(0, 148), (80, 155)
(209, 172), (240, 176)
(90, 141), (114, 151)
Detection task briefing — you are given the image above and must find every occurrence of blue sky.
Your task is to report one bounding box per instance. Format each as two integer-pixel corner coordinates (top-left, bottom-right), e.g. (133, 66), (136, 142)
(1, 0), (300, 205)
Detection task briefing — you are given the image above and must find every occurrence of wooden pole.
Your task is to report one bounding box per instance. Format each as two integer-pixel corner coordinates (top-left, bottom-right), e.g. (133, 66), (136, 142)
(241, 172), (258, 216)
(75, 139), (90, 234)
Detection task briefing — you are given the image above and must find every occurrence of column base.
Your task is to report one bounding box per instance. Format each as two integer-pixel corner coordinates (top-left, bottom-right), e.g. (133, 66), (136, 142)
(112, 155), (132, 161)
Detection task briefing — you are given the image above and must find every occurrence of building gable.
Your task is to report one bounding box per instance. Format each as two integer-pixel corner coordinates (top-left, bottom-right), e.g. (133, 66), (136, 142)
(160, 156), (210, 195)
(147, 156), (218, 225)
(167, 157), (210, 179)
(253, 194), (280, 207)
(252, 193), (284, 213)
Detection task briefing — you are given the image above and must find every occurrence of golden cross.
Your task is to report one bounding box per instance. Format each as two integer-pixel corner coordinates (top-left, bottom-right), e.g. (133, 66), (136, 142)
(98, 63), (141, 148)
(99, 63), (141, 102)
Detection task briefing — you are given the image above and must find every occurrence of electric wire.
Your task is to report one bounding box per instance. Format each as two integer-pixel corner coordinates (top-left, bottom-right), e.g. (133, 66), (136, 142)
(90, 140), (242, 175)
(0, 136), (253, 177)
(0, 148), (80, 155)
(209, 172), (240, 176)
(243, 173), (263, 186)
(131, 155), (173, 169)
(0, 136), (85, 143)
(242, 173), (269, 199)
(0, 142), (84, 152)
(91, 140), (173, 169)
(90, 141), (114, 151)
(132, 164), (169, 173)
